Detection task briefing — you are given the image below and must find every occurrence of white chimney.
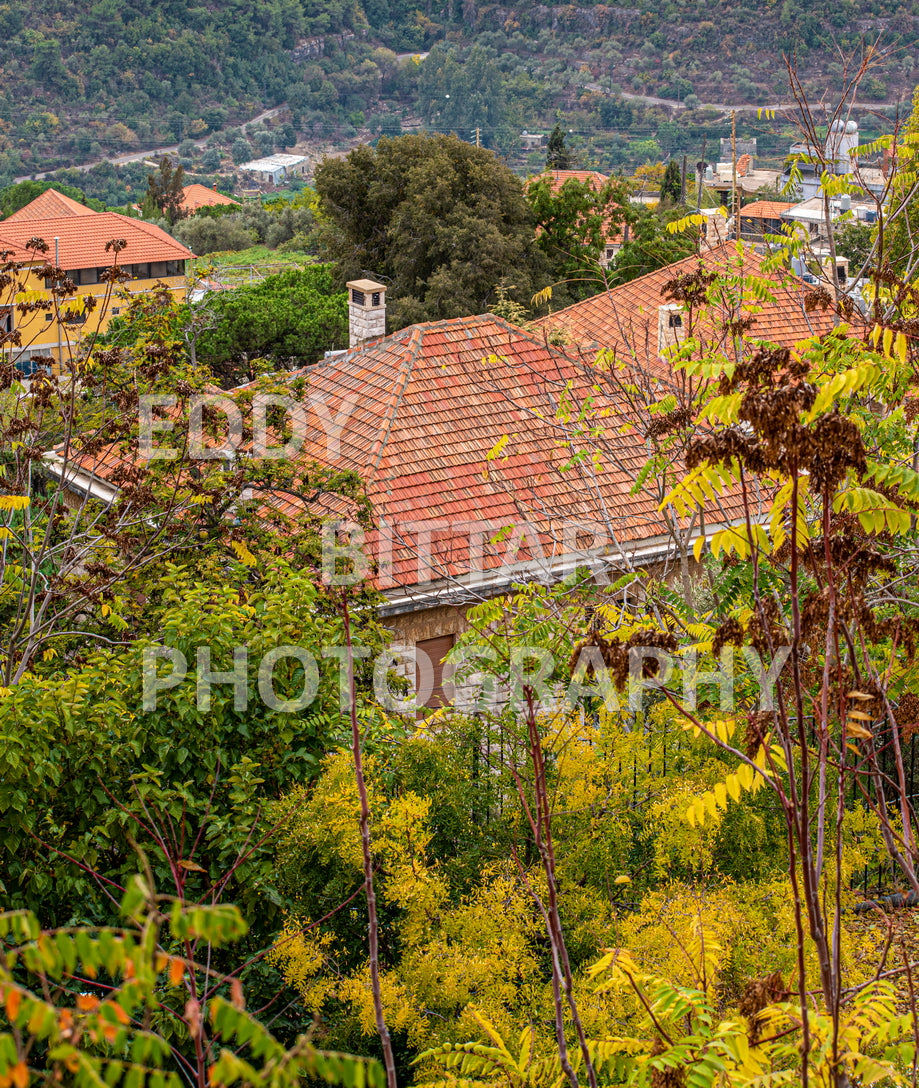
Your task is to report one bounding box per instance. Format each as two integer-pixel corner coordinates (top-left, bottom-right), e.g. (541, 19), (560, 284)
(658, 304), (685, 356)
(347, 279), (386, 348)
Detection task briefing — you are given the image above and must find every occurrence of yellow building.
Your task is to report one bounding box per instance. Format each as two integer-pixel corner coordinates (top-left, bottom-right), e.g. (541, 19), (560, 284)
(0, 190), (194, 373)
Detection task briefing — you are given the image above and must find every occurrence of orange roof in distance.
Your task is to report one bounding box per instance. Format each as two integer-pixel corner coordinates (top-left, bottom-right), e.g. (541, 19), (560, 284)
(0, 213), (195, 267)
(739, 200), (794, 219)
(6, 189), (97, 222)
(180, 184), (240, 212)
(536, 169), (610, 193)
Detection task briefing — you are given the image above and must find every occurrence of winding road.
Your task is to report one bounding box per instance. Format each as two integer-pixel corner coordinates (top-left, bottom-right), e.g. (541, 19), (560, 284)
(15, 105), (287, 183)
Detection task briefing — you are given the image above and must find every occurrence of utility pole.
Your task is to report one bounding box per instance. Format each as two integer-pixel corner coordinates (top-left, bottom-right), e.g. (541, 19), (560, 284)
(696, 137), (707, 212)
(731, 109), (738, 229)
(474, 126), (481, 147)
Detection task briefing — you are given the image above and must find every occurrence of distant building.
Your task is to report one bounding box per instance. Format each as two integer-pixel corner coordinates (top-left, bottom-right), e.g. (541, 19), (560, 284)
(702, 155), (782, 209)
(179, 183), (240, 213)
(737, 199), (794, 241)
(237, 153), (308, 185)
(719, 137), (757, 166)
(0, 194), (194, 373)
(781, 194), (879, 241)
(520, 131), (548, 149)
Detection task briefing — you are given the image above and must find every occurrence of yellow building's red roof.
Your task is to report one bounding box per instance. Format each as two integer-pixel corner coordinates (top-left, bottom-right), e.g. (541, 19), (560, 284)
(5, 189), (97, 222)
(0, 213), (194, 268)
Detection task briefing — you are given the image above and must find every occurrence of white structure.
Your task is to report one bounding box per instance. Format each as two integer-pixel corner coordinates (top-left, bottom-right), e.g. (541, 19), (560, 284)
(347, 279), (387, 348)
(825, 121), (859, 174)
(238, 153), (308, 185)
(782, 195), (879, 240)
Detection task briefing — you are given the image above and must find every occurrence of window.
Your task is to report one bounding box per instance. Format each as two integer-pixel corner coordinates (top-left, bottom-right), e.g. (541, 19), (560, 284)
(166, 260), (185, 276)
(351, 289), (365, 305)
(12, 352), (49, 377)
(149, 261), (169, 278)
(44, 313), (53, 322)
(416, 634), (455, 710)
(371, 291), (381, 306)
(112, 308), (120, 315)
(0, 307), (12, 335)
(668, 313), (683, 328)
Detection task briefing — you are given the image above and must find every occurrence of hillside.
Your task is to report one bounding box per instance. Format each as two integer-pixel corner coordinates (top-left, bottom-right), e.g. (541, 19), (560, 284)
(2, 0), (913, 182)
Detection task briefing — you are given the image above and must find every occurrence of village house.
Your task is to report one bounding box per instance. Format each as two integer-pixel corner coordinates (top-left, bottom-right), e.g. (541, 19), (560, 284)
(237, 153), (308, 186)
(0, 190), (194, 373)
(736, 200), (794, 242)
(51, 244), (834, 708)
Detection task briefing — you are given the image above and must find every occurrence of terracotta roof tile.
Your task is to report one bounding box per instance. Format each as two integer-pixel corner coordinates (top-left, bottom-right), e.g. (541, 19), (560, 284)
(739, 200), (794, 219)
(180, 184), (240, 212)
(5, 189), (96, 222)
(66, 311), (755, 598)
(534, 243), (835, 377)
(534, 169), (610, 193)
(0, 213), (195, 268)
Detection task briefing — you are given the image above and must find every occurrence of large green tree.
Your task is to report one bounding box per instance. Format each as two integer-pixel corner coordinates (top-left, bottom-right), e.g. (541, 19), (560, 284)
(527, 173), (632, 302)
(606, 203), (696, 285)
(314, 133), (545, 327)
(194, 266), (348, 385)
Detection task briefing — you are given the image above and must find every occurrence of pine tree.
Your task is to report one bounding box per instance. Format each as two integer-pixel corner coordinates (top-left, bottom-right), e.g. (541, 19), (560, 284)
(660, 159), (683, 205)
(546, 123), (574, 170)
(143, 156), (186, 224)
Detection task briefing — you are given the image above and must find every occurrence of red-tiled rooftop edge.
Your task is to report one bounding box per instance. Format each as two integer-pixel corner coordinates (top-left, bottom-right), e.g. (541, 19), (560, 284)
(64, 311), (755, 598)
(5, 189), (96, 222)
(0, 212), (195, 268)
(533, 242), (835, 372)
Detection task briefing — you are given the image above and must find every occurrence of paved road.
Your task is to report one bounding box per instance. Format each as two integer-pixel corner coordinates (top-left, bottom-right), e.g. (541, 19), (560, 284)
(597, 86), (897, 113)
(15, 104), (287, 182)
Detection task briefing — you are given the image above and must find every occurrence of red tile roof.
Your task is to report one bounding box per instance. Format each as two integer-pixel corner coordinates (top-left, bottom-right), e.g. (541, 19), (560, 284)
(0, 213), (194, 269)
(5, 189), (96, 222)
(180, 184), (240, 212)
(535, 169), (610, 194)
(534, 243), (835, 376)
(739, 200), (794, 219)
(736, 153), (752, 177)
(64, 314), (753, 599)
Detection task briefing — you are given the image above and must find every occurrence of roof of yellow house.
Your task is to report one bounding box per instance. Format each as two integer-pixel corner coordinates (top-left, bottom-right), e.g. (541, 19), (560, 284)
(0, 213), (195, 268)
(180, 184), (240, 212)
(5, 189), (97, 221)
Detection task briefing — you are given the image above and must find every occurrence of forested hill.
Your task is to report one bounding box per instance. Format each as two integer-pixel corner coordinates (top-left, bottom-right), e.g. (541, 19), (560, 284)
(3, 0), (915, 180)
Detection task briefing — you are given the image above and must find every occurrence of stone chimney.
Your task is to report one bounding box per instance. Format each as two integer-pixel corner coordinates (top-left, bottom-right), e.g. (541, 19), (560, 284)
(823, 255), (850, 287)
(347, 279), (386, 348)
(658, 304), (685, 356)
